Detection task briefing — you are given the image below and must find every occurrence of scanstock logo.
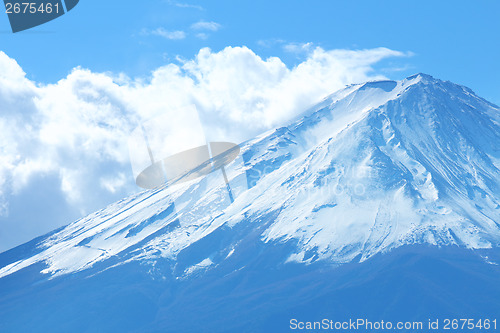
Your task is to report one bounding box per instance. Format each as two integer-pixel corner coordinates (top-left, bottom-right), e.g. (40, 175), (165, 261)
(3, 0), (79, 32)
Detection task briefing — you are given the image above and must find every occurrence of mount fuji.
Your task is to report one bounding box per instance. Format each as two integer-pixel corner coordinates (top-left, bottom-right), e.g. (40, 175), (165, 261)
(0, 74), (499, 332)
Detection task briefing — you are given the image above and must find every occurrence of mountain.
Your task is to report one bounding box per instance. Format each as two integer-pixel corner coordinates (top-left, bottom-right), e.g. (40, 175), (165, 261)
(0, 74), (499, 332)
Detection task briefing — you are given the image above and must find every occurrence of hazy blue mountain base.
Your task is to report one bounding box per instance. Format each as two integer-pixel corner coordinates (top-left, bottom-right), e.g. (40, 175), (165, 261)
(0, 245), (499, 332)
(1, 74), (499, 332)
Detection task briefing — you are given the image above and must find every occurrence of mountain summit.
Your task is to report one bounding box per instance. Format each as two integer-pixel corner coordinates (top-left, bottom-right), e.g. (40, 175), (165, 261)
(1, 74), (500, 332)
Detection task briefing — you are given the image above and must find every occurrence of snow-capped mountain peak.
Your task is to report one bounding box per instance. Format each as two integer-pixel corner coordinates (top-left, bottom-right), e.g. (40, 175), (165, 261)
(1, 74), (499, 280)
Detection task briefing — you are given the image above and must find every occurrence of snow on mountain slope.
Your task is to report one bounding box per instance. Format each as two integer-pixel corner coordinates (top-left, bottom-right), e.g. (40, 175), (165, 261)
(1, 73), (499, 280)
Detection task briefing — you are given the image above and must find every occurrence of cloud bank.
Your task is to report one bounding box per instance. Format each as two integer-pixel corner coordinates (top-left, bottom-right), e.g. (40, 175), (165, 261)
(0, 45), (409, 251)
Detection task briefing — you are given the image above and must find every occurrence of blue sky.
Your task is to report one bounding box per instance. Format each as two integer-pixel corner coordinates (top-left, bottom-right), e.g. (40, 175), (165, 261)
(0, 0), (499, 104)
(0, 0), (499, 252)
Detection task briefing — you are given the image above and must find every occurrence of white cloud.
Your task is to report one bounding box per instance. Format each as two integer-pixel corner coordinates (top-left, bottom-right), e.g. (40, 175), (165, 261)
(0, 46), (409, 251)
(149, 28), (187, 40)
(191, 20), (221, 31)
(195, 32), (209, 40)
(257, 39), (286, 48)
(166, 0), (204, 11)
(283, 42), (314, 54)
(100, 172), (127, 194)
